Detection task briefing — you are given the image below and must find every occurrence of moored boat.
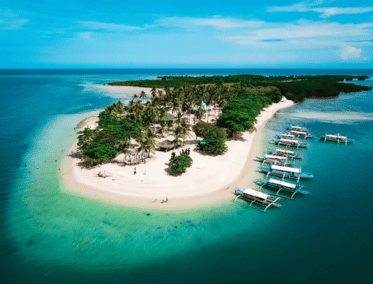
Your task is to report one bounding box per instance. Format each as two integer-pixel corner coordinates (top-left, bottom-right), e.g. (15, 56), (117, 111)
(270, 138), (308, 148)
(276, 133), (296, 139)
(258, 164), (314, 180)
(255, 178), (310, 198)
(320, 133), (354, 144)
(289, 130), (313, 139)
(267, 149), (303, 159)
(287, 125), (309, 133)
(234, 188), (282, 211)
(255, 154), (293, 166)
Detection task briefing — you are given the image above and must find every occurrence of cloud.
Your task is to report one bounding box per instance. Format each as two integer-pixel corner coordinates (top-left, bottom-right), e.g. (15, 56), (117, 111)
(76, 21), (142, 31)
(267, 1), (373, 18)
(340, 44), (362, 60)
(0, 9), (29, 30)
(157, 16), (264, 29)
(221, 21), (373, 48)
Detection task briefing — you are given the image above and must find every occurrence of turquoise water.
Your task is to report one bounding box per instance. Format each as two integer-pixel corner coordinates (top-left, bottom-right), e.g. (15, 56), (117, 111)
(1, 69), (372, 283)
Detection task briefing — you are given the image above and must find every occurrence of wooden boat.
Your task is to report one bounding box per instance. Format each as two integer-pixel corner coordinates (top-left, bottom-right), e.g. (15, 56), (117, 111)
(255, 178), (310, 198)
(258, 164), (314, 180)
(255, 154), (293, 166)
(276, 133), (296, 139)
(320, 133), (354, 144)
(234, 188), (282, 211)
(287, 125), (309, 132)
(270, 138), (308, 148)
(289, 130), (313, 139)
(267, 149), (303, 159)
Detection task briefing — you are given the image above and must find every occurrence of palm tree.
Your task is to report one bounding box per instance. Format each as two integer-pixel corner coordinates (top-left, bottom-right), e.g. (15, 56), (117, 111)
(139, 91), (147, 100)
(136, 127), (158, 163)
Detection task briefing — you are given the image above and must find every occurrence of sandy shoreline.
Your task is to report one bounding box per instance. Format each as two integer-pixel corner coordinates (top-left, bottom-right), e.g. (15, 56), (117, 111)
(61, 97), (294, 211)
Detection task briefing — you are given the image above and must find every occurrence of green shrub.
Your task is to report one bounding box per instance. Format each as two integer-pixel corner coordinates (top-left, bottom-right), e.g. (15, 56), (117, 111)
(168, 149), (193, 175)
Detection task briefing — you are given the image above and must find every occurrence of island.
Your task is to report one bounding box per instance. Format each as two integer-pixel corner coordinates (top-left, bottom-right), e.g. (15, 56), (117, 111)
(61, 75), (371, 209)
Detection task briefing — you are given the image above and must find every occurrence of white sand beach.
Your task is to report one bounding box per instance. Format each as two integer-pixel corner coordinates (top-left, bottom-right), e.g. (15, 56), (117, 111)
(61, 96), (294, 210)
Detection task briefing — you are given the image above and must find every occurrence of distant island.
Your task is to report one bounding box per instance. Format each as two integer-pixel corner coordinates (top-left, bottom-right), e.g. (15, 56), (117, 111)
(62, 74), (371, 209)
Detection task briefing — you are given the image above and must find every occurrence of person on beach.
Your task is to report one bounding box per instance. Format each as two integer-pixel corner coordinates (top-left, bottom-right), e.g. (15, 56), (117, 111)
(134, 167), (136, 175)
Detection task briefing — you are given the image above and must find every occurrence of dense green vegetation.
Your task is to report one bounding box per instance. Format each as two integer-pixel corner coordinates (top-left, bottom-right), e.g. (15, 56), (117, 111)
(193, 121), (227, 155)
(77, 74), (371, 167)
(168, 149), (193, 175)
(108, 74), (371, 103)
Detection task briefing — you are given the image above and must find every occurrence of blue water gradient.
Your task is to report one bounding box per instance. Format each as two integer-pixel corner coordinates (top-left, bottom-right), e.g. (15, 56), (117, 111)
(0, 69), (372, 283)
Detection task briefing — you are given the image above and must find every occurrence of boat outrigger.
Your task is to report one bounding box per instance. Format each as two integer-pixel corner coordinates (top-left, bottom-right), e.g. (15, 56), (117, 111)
(255, 178), (310, 199)
(320, 133), (354, 144)
(255, 154), (293, 166)
(234, 188), (282, 211)
(258, 164), (314, 180)
(270, 138), (308, 148)
(267, 149), (302, 159)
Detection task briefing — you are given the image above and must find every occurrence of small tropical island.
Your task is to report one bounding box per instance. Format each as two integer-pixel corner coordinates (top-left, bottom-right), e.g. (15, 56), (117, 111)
(62, 74), (371, 209)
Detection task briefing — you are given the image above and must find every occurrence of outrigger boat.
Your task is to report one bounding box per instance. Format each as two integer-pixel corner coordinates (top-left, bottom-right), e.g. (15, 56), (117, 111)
(320, 133), (354, 144)
(287, 125), (309, 132)
(255, 178), (310, 199)
(255, 154), (293, 166)
(276, 133), (296, 139)
(267, 149), (303, 159)
(234, 188), (282, 212)
(258, 164), (314, 180)
(270, 138), (308, 148)
(289, 130), (313, 139)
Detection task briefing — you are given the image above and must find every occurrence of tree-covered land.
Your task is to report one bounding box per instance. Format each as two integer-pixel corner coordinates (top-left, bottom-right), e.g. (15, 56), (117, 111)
(108, 74), (371, 103)
(77, 74), (371, 167)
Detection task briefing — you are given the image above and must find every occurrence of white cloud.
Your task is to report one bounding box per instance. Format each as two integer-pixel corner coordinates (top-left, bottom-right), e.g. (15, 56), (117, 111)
(268, 1), (373, 18)
(157, 16), (264, 29)
(76, 21), (142, 31)
(0, 9), (29, 30)
(340, 44), (362, 60)
(221, 21), (373, 47)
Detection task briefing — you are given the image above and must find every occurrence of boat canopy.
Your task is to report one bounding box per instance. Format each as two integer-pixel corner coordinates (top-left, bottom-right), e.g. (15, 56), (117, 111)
(281, 133), (295, 137)
(275, 149), (295, 155)
(290, 126), (305, 131)
(271, 165), (301, 173)
(266, 154), (287, 160)
(280, 138), (300, 144)
(269, 178), (296, 189)
(290, 130), (307, 135)
(243, 188), (269, 199)
(326, 134), (347, 139)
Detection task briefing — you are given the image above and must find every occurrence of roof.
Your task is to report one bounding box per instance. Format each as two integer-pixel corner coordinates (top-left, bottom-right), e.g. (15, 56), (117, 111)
(271, 164), (301, 173)
(158, 139), (177, 149)
(243, 188), (269, 199)
(161, 113), (175, 121)
(269, 178), (296, 189)
(280, 138), (300, 144)
(266, 154), (287, 160)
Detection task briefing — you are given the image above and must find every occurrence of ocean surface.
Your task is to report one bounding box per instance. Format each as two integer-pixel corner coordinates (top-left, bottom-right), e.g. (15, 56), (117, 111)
(0, 69), (372, 283)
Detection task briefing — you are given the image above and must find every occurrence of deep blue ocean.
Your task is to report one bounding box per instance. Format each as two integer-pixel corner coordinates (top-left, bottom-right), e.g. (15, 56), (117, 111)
(0, 69), (372, 283)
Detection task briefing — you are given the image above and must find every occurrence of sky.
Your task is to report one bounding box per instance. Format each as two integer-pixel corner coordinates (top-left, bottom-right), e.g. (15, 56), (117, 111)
(1, 0), (373, 68)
